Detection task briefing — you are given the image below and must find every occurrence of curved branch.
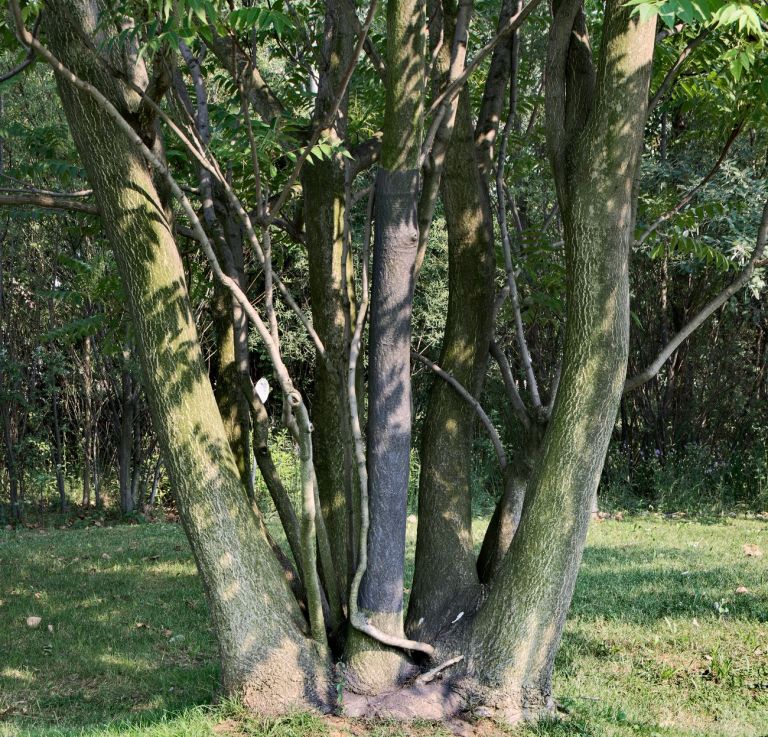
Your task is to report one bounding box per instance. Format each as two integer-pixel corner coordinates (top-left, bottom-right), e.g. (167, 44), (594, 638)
(625, 198), (768, 393)
(412, 349), (507, 471)
(1, 11), (42, 82)
(637, 119), (745, 246)
(648, 28), (710, 115)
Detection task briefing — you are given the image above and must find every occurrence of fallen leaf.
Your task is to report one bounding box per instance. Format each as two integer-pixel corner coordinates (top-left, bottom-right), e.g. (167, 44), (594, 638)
(135, 622), (148, 629)
(26, 616), (42, 628)
(162, 628), (173, 638)
(743, 544), (763, 557)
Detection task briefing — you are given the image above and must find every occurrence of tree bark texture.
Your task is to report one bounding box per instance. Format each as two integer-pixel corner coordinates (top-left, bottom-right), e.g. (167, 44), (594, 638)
(44, 0), (330, 711)
(346, 0), (426, 692)
(465, 0), (656, 720)
(407, 87), (496, 643)
(303, 0), (359, 599)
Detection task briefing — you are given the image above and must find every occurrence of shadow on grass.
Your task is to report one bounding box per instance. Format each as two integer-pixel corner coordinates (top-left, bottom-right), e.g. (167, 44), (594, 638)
(571, 544), (768, 625)
(0, 526), (219, 735)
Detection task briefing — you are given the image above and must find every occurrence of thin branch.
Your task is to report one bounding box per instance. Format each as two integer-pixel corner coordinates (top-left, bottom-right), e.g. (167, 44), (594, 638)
(647, 28), (710, 115)
(625, 198), (768, 392)
(414, 655), (464, 685)
(412, 349), (507, 471)
(497, 108), (542, 409)
(636, 119), (745, 246)
(489, 340), (530, 429)
(0, 11), (42, 82)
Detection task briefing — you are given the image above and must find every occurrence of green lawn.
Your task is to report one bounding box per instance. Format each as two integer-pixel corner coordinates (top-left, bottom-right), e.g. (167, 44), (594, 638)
(1, 515), (766, 737)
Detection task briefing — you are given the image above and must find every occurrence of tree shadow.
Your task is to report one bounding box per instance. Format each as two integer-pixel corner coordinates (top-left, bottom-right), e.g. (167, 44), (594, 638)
(570, 544), (768, 625)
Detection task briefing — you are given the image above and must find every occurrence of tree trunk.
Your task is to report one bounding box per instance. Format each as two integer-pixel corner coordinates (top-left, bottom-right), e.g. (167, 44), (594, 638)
(1, 402), (20, 521)
(464, 0), (655, 720)
(81, 333), (93, 507)
(118, 365), (135, 515)
(345, 0), (426, 692)
(51, 385), (67, 512)
(302, 0), (360, 602)
(44, 0), (330, 711)
(407, 88), (495, 642)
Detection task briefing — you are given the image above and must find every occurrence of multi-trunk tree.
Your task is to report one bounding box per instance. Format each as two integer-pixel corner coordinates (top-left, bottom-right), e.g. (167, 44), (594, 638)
(5, 0), (766, 724)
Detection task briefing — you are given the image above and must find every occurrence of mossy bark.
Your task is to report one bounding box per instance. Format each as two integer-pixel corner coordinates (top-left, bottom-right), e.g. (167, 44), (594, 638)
(406, 88), (495, 642)
(465, 1), (655, 720)
(302, 0), (360, 600)
(44, 0), (330, 712)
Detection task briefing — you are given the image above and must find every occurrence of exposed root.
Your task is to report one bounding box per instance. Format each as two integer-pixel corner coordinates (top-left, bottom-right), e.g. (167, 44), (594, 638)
(415, 655), (464, 685)
(342, 681), (466, 721)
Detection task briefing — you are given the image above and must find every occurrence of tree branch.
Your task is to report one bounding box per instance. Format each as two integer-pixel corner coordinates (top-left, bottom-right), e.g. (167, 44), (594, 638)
(0, 193), (98, 215)
(647, 28), (710, 115)
(412, 349), (508, 471)
(636, 119), (745, 246)
(625, 198), (768, 392)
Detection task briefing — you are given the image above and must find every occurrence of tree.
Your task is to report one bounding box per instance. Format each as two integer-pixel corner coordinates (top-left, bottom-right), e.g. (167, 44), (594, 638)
(4, 0), (766, 724)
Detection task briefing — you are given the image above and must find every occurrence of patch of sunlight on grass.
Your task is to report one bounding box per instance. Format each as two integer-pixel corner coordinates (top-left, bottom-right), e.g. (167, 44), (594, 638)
(1, 515), (766, 737)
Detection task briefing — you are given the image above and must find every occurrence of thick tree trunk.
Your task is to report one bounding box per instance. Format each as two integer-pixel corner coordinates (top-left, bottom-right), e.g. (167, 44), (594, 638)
(407, 88), (495, 642)
(464, 2), (655, 720)
(44, 0), (330, 711)
(345, 0), (426, 692)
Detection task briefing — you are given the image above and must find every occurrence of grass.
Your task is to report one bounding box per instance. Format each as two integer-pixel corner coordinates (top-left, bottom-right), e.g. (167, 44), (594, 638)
(0, 515), (766, 737)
